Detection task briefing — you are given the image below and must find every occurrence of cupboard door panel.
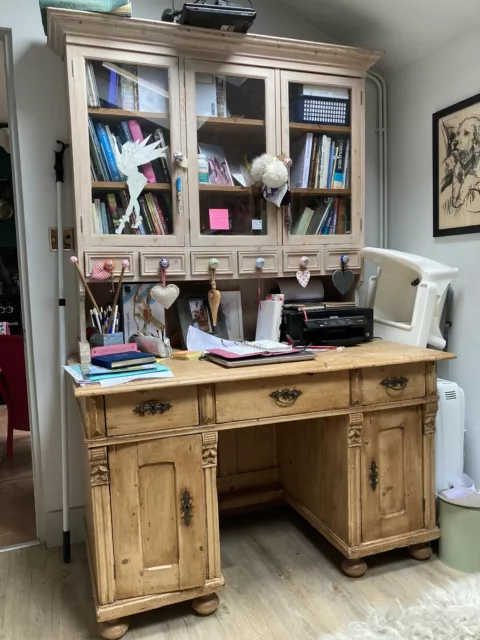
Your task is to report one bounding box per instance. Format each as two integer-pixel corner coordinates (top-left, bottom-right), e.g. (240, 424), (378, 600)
(110, 435), (206, 599)
(361, 407), (424, 543)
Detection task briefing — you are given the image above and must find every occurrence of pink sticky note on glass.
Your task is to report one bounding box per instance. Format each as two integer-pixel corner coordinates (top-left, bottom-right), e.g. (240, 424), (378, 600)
(209, 209), (229, 230)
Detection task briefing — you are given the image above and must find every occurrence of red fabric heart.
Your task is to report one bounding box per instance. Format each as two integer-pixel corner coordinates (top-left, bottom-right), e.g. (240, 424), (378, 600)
(91, 261), (112, 281)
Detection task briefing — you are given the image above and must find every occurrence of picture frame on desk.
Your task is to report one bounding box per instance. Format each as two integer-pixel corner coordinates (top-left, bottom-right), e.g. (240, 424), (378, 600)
(177, 296), (228, 348)
(433, 91), (480, 237)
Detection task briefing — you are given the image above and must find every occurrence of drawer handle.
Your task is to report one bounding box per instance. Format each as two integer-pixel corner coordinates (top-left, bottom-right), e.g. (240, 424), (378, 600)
(380, 376), (409, 391)
(270, 389), (302, 406)
(369, 460), (379, 491)
(133, 401), (172, 417)
(180, 489), (193, 526)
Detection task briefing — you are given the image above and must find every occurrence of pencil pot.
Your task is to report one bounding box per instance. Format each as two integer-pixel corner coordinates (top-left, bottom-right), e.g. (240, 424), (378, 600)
(89, 332), (125, 347)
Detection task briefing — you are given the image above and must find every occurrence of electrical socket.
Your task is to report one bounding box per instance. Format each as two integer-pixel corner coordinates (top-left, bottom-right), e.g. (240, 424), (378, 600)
(49, 227), (75, 251)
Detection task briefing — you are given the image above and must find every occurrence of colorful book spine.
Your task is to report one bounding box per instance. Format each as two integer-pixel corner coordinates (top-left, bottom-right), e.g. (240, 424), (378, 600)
(343, 139), (351, 188)
(320, 136), (331, 189)
(127, 120), (157, 183)
(157, 194), (173, 233)
(327, 143), (336, 188)
(308, 136), (318, 188)
(120, 69), (135, 110)
(94, 122), (122, 181)
(333, 138), (347, 188)
(144, 193), (162, 234)
(302, 133), (313, 188)
(108, 69), (118, 107)
(329, 198), (340, 234)
(88, 118), (108, 181)
(151, 194), (169, 235)
(315, 198), (334, 234)
(139, 196), (155, 235)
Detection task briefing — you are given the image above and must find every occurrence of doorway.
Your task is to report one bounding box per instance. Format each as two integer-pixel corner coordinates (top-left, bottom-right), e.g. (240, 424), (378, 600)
(0, 32), (38, 549)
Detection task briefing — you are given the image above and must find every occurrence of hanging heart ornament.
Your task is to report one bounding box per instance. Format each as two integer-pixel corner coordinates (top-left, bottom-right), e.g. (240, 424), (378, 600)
(296, 256), (310, 288)
(332, 254), (355, 295)
(150, 284), (180, 310)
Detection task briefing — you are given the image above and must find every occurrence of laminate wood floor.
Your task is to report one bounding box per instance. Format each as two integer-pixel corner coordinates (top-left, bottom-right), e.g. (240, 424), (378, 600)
(0, 406), (36, 547)
(0, 508), (466, 640)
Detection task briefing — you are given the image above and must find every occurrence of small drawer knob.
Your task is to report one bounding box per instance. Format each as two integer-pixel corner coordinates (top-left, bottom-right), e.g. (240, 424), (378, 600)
(256, 257), (265, 270)
(133, 400), (172, 416)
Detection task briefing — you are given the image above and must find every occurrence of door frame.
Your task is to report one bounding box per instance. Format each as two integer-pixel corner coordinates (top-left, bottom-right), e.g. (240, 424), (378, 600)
(0, 29), (43, 543)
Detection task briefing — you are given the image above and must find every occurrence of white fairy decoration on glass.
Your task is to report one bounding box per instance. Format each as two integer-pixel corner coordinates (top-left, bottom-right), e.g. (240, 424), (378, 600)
(113, 136), (168, 234)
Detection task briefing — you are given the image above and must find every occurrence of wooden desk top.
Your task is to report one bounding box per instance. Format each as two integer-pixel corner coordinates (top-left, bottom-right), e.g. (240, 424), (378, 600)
(72, 340), (454, 398)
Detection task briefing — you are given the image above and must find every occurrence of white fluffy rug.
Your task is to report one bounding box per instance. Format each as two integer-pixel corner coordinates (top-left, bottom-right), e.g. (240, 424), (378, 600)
(327, 577), (480, 640)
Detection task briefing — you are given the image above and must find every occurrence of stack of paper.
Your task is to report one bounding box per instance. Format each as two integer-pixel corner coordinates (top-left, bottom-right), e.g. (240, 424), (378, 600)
(186, 326), (290, 355)
(64, 363), (174, 388)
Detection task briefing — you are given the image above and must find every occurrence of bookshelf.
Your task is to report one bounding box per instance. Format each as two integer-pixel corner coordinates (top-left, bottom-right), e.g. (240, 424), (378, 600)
(50, 10), (378, 275)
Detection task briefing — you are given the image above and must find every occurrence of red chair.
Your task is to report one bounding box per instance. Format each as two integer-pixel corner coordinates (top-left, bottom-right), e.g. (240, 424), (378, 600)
(0, 335), (30, 456)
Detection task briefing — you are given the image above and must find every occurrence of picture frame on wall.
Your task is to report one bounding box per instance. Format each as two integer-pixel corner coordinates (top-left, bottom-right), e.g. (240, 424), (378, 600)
(433, 91), (480, 236)
(176, 296), (228, 348)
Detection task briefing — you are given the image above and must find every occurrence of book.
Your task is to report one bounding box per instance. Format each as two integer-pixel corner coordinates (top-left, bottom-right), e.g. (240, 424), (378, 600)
(333, 138), (347, 188)
(91, 352), (157, 370)
(306, 200), (327, 234)
(92, 201), (102, 235)
(137, 66), (169, 113)
(293, 206), (315, 236)
(290, 133), (313, 188)
(149, 193), (169, 235)
(329, 198), (340, 234)
(343, 139), (350, 188)
(88, 362), (157, 375)
(153, 128), (171, 182)
(86, 61), (100, 107)
(88, 118), (109, 181)
(320, 136), (331, 188)
(198, 142), (233, 186)
(315, 198), (334, 234)
(215, 76), (227, 118)
(138, 196), (154, 235)
(98, 201), (108, 234)
(145, 193), (162, 235)
(127, 120), (157, 183)
(94, 122), (122, 181)
(108, 69), (118, 107)
(327, 143), (336, 188)
(308, 136), (319, 188)
(321, 205), (335, 235)
(119, 65), (136, 110)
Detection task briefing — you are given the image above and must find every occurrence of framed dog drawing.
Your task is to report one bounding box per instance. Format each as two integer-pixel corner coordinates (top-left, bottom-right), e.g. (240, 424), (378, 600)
(433, 92), (480, 236)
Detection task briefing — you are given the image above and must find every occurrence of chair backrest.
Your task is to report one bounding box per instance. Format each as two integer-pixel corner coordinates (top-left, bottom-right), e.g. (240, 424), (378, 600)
(0, 334), (30, 431)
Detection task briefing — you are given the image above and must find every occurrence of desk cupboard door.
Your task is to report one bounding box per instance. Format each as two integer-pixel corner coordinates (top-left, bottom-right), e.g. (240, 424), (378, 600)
(109, 435), (206, 600)
(361, 407), (424, 543)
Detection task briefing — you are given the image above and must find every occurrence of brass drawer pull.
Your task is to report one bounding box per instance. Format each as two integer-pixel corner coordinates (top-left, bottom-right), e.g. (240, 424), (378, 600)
(270, 388), (302, 406)
(133, 400), (172, 417)
(180, 489), (193, 526)
(369, 460), (379, 491)
(380, 376), (409, 391)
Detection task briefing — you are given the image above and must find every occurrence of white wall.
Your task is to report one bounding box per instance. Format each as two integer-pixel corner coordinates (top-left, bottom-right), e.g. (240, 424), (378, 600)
(1, 0), (344, 546)
(388, 25), (480, 484)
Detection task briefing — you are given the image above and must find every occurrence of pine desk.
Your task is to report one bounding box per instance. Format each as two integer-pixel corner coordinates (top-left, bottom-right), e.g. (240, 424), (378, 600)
(73, 340), (454, 639)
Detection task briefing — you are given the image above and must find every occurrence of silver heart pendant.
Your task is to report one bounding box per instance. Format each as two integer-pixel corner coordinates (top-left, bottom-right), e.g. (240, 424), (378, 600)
(332, 269), (355, 295)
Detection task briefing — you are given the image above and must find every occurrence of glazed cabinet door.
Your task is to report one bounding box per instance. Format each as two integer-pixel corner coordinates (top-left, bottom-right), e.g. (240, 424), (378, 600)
(109, 435), (207, 600)
(67, 46), (185, 254)
(280, 70), (363, 247)
(185, 60), (278, 247)
(361, 407), (424, 542)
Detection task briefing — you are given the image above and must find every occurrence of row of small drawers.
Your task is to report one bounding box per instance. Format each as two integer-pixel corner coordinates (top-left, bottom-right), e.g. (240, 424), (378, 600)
(103, 363), (427, 437)
(84, 249), (361, 280)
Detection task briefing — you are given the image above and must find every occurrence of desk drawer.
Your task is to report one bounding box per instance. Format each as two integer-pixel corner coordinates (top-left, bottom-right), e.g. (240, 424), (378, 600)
(215, 371), (350, 424)
(105, 388), (199, 436)
(360, 364), (426, 406)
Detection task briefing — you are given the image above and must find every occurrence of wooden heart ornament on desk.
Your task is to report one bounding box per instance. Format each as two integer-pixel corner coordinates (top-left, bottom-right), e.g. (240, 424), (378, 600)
(150, 284), (180, 309)
(332, 269), (355, 295)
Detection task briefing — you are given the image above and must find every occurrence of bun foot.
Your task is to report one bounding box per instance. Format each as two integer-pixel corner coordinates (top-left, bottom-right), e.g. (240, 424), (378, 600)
(192, 592), (220, 616)
(98, 619), (129, 639)
(341, 557), (368, 578)
(409, 543), (432, 561)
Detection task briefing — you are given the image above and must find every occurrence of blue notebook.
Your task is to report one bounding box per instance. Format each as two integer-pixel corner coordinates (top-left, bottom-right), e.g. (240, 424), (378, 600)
(92, 351), (156, 370)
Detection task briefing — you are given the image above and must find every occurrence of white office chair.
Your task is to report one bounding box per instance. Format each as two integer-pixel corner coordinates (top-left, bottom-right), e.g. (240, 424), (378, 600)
(362, 248), (459, 349)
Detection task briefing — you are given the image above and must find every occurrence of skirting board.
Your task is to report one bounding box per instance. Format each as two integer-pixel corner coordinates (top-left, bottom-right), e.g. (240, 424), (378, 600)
(44, 506), (85, 548)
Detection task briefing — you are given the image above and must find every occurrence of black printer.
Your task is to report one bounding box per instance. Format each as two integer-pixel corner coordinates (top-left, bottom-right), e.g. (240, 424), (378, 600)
(280, 304), (374, 347)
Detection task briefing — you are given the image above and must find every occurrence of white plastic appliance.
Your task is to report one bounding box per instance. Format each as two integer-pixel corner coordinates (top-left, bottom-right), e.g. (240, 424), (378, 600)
(362, 248), (459, 349)
(436, 379), (465, 493)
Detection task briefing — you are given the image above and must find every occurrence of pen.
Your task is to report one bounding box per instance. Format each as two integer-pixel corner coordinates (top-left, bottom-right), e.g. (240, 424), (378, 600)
(176, 176), (183, 215)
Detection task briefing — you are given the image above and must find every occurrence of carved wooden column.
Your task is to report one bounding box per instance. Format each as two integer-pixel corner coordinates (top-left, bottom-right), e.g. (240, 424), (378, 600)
(87, 447), (116, 606)
(342, 412), (367, 577)
(192, 432), (221, 617)
(423, 401), (438, 531)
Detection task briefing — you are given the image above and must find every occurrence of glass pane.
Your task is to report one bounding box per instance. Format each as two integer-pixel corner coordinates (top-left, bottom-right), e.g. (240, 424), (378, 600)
(86, 59), (173, 236)
(195, 73), (267, 236)
(288, 82), (351, 236)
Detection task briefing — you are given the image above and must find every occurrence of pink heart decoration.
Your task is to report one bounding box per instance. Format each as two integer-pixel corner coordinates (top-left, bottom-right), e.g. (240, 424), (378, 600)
(91, 261), (112, 281)
(296, 269), (311, 288)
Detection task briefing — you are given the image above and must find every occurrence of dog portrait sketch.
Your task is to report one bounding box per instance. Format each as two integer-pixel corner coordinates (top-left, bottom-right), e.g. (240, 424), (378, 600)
(434, 93), (480, 236)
